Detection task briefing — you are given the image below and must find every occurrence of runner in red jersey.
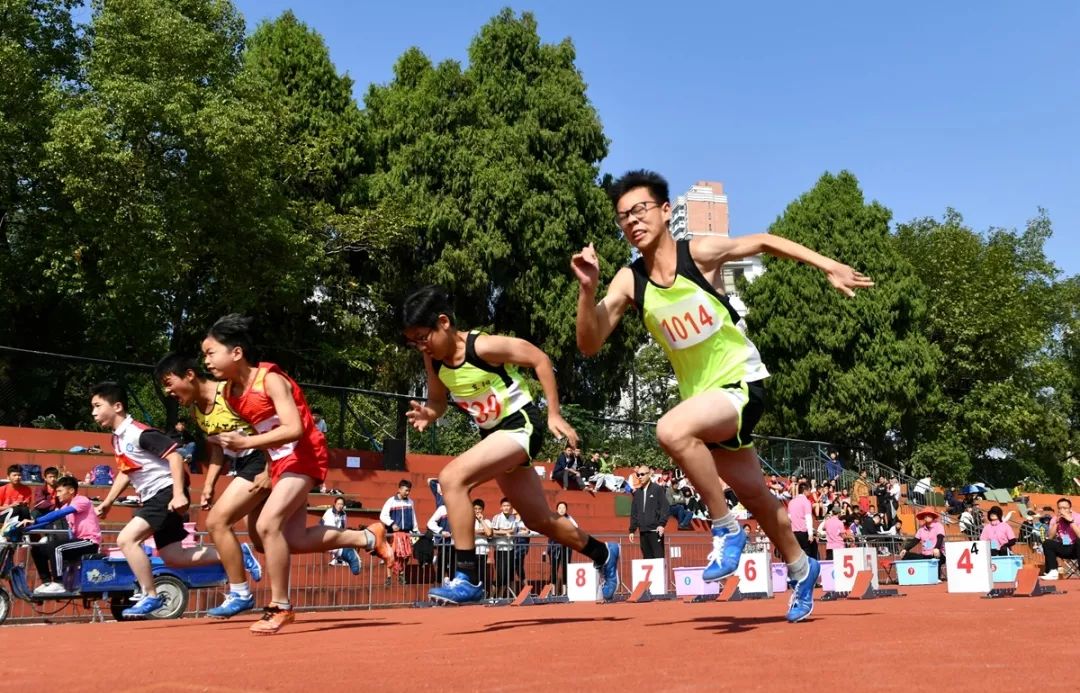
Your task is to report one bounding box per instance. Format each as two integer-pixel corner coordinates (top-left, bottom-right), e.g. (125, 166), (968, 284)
(224, 361), (328, 485)
(202, 314), (393, 635)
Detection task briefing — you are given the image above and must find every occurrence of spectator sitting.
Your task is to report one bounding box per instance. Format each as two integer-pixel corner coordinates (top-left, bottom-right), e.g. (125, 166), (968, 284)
(979, 505), (1016, 556)
(321, 496), (358, 567)
(0, 465), (32, 521)
(1040, 498), (1080, 580)
(380, 479), (417, 586)
(577, 454), (599, 494)
(19, 476), (102, 593)
(958, 504), (977, 538)
(944, 488), (965, 515)
(878, 516), (902, 536)
(588, 452), (625, 492)
(1019, 510), (1038, 547)
(860, 509), (881, 536)
(32, 467), (61, 518)
(897, 509), (946, 578)
(666, 484), (694, 531)
(551, 444), (584, 490)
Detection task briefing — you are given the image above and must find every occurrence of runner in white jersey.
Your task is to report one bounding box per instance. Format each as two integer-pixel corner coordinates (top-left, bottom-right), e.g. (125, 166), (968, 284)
(92, 382), (229, 619)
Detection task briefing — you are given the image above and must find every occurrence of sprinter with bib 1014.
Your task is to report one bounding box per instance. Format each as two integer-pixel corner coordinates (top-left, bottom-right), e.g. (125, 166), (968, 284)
(572, 170), (873, 622)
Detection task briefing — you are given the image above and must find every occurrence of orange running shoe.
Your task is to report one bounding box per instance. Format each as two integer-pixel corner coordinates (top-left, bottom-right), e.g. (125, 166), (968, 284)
(249, 605), (295, 635)
(366, 522), (395, 565)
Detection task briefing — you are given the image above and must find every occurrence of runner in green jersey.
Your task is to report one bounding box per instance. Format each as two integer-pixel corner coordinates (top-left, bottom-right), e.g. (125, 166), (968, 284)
(572, 170), (873, 622)
(402, 285), (622, 604)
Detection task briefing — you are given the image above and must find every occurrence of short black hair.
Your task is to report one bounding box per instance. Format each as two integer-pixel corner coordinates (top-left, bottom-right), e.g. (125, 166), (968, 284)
(312, 408), (323, 416)
(500, 497), (510, 505)
(797, 482), (809, 494)
(608, 169), (669, 207)
(398, 479), (412, 489)
(55, 475), (78, 492)
(90, 381), (127, 409)
(154, 352), (199, 382)
(473, 499), (486, 510)
(6, 465), (19, 475)
(1058, 498), (1072, 508)
(402, 285), (455, 329)
(988, 505), (1003, 521)
(207, 313), (259, 363)
(44, 467), (59, 477)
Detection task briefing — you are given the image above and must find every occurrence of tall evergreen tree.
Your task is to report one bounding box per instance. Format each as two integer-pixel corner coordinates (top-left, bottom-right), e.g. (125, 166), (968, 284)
(363, 9), (641, 403)
(743, 171), (939, 463)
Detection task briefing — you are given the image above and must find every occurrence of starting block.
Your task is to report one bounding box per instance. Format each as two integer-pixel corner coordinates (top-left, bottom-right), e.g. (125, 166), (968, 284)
(690, 575), (772, 603)
(610, 580), (677, 604)
(508, 583), (568, 606)
(821, 570), (902, 601)
(985, 567), (1062, 599)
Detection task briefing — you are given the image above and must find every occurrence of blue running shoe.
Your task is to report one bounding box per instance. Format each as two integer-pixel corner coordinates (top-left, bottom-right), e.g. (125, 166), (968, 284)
(786, 557), (820, 623)
(241, 542), (262, 582)
(702, 524), (746, 582)
(121, 594), (165, 619)
(596, 542), (620, 601)
(341, 547), (361, 575)
(207, 591), (256, 619)
(428, 571), (484, 605)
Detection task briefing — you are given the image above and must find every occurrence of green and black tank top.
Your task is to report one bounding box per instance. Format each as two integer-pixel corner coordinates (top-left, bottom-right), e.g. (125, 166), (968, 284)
(629, 239), (769, 400)
(434, 331), (534, 430)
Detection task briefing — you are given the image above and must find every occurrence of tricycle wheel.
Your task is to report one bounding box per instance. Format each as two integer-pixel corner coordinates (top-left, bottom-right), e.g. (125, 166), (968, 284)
(150, 575), (188, 619)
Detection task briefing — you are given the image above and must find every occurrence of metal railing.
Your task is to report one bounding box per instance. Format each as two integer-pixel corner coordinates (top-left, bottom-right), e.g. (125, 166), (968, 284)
(4, 529), (950, 625)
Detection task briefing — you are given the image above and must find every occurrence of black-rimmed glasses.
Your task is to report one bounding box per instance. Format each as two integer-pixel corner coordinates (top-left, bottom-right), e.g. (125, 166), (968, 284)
(615, 200), (662, 225)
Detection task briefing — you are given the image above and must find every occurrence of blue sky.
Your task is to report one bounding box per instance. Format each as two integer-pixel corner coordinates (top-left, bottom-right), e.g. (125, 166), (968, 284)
(233, 1), (1080, 276)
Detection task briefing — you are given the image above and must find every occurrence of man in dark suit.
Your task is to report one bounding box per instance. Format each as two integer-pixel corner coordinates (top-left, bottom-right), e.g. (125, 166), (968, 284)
(628, 466), (669, 559)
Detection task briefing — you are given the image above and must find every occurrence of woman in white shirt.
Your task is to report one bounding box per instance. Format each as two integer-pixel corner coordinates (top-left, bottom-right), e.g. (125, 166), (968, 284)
(320, 496), (348, 566)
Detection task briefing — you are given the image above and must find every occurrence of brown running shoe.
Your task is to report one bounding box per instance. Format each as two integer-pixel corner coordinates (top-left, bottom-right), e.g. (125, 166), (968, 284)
(249, 605), (295, 635)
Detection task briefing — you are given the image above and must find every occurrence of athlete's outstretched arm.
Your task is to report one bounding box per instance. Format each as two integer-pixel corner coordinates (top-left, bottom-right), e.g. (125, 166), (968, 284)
(693, 234), (874, 297)
(571, 243), (635, 355)
(406, 355), (449, 433)
(476, 335), (579, 447)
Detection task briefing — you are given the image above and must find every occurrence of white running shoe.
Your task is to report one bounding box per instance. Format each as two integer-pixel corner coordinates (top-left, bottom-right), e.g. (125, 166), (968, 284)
(34, 582), (66, 594)
(1040, 570), (1059, 580)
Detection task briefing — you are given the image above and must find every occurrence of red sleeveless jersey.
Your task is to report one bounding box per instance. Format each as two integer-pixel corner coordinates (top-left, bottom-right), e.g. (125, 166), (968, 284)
(225, 362), (328, 483)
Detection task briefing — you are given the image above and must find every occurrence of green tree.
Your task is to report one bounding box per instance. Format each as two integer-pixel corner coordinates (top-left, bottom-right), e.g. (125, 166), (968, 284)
(895, 210), (1072, 487)
(742, 171), (939, 464)
(362, 9), (641, 403)
(241, 11), (413, 386)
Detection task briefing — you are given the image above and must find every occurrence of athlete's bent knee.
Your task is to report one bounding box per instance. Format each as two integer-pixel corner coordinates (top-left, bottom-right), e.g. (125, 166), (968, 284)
(655, 417), (691, 455)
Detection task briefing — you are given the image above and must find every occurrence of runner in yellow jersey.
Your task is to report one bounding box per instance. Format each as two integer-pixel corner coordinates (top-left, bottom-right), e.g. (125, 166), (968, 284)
(154, 353), (275, 618)
(401, 285), (621, 604)
(572, 170), (873, 622)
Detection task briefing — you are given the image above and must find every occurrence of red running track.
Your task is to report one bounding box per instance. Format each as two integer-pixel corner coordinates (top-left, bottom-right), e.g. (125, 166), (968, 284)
(0, 583), (1069, 692)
